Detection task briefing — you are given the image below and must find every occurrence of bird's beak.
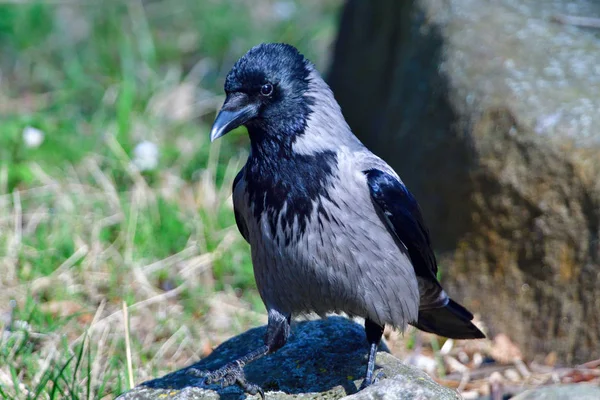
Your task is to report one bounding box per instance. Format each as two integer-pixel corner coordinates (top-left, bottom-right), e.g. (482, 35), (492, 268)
(210, 94), (259, 142)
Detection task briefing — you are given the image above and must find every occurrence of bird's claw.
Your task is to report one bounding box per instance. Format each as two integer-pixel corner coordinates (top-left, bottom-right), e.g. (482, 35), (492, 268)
(188, 361), (265, 398)
(373, 370), (385, 384)
(359, 370), (385, 390)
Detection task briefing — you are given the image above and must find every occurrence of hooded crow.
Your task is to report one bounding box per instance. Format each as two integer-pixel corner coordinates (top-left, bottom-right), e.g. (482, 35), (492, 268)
(192, 43), (484, 397)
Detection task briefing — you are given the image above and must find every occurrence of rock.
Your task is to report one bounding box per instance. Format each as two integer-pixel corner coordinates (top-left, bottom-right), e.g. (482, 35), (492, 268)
(117, 317), (459, 399)
(342, 368), (460, 400)
(512, 384), (600, 400)
(329, 0), (600, 363)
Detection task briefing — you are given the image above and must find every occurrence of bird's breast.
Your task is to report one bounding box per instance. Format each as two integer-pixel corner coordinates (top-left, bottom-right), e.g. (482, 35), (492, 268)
(241, 149), (337, 243)
(244, 183), (381, 317)
(234, 159), (419, 328)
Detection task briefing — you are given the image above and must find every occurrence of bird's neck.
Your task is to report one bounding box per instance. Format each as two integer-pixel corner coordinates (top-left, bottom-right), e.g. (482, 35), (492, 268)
(245, 124), (338, 185)
(247, 125), (297, 161)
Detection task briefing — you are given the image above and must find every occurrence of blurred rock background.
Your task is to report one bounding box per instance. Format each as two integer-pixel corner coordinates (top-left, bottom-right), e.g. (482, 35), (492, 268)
(329, 0), (600, 366)
(1, 1), (599, 399)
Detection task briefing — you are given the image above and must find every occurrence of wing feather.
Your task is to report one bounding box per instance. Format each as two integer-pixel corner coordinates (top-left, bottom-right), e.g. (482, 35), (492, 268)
(364, 169), (439, 285)
(233, 168), (249, 243)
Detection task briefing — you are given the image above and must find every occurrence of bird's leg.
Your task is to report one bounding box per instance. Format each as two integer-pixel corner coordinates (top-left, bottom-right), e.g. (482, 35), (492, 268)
(189, 345), (269, 397)
(188, 309), (291, 398)
(360, 318), (385, 390)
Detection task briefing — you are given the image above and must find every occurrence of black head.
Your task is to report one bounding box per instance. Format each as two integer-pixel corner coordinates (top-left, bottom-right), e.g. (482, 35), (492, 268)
(210, 43), (314, 143)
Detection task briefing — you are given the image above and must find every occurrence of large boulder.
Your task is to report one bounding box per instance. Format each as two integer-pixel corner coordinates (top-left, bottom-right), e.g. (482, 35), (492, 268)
(117, 317), (460, 399)
(328, 0), (600, 364)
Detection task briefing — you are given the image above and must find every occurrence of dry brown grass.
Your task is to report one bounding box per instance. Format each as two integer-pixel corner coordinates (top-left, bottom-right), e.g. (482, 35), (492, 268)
(0, 138), (267, 398)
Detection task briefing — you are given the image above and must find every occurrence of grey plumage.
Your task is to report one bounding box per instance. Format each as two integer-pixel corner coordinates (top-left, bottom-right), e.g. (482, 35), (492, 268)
(234, 67), (420, 329)
(194, 43), (484, 396)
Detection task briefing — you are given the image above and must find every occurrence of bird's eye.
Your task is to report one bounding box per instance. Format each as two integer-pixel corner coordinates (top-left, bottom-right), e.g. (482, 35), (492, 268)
(260, 83), (274, 97)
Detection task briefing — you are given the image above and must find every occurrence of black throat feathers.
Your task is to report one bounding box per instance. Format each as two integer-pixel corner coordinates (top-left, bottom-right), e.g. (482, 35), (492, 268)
(244, 137), (338, 245)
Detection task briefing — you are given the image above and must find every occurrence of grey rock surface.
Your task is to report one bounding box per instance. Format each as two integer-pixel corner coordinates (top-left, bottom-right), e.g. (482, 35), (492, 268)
(512, 384), (600, 400)
(341, 367), (461, 400)
(117, 317), (460, 400)
(329, 0), (600, 363)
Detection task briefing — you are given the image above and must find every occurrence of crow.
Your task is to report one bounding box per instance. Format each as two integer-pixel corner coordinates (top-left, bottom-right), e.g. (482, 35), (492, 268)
(191, 43), (484, 397)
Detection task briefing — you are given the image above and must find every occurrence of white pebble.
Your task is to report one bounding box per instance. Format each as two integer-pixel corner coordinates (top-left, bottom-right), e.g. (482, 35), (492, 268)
(132, 140), (159, 171)
(22, 126), (45, 148)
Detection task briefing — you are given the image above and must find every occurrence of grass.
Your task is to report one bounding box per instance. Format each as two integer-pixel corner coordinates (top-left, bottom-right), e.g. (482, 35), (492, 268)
(0, 1), (340, 398)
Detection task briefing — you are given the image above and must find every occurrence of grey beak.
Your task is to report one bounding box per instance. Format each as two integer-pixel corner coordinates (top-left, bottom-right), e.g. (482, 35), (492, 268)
(210, 102), (259, 142)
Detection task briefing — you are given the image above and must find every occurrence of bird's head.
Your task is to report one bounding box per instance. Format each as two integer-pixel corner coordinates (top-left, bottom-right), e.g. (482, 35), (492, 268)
(210, 43), (316, 144)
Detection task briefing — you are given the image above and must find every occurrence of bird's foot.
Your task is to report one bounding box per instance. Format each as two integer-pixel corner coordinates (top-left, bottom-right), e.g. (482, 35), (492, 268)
(359, 370), (385, 390)
(188, 361), (265, 399)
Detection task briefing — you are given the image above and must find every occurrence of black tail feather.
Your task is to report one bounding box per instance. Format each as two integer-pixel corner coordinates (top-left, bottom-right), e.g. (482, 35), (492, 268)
(412, 299), (485, 339)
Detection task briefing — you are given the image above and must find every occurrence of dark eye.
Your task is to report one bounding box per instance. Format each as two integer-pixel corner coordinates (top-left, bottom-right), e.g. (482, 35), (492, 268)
(260, 83), (274, 97)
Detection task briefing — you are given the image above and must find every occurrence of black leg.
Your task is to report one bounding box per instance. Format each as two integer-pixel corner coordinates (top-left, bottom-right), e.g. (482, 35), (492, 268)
(360, 318), (384, 390)
(188, 309), (291, 398)
(264, 309), (291, 353)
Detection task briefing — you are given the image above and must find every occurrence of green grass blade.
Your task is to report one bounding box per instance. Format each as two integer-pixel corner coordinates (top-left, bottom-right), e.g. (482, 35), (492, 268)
(70, 332), (87, 399)
(49, 355), (74, 400)
(86, 331), (92, 400)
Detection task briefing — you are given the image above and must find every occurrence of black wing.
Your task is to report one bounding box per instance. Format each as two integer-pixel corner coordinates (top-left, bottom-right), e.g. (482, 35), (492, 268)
(233, 169), (249, 243)
(365, 169), (439, 285)
(366, 169), (485, 339)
